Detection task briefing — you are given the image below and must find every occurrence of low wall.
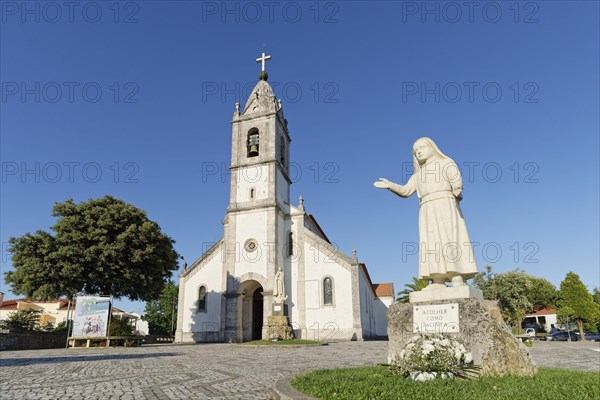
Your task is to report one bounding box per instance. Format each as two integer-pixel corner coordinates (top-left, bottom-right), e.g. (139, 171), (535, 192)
(143, 335), (175, 344)
(0, 331), (68, 351)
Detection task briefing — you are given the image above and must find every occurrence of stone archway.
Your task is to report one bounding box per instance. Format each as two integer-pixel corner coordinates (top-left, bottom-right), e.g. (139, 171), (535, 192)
(237, 280), (264, 342)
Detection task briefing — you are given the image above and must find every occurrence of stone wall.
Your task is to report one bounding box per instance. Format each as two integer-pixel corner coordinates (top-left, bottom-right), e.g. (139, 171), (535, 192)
(387, 298), (538, 377)
(0, 331), (68, 351)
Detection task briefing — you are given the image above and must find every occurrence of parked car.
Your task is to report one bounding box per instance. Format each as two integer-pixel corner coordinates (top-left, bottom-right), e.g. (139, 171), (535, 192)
(543, 331), (580, 341)
(522, 323), (546, 333)
(583, 332), (600, 342)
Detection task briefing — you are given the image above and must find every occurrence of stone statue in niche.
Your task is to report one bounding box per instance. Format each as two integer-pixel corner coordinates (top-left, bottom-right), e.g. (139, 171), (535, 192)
(273, 267), (287, 302)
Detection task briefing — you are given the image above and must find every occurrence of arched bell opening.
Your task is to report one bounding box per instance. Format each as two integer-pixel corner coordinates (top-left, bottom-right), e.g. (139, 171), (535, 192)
(247, 128), (259, 157)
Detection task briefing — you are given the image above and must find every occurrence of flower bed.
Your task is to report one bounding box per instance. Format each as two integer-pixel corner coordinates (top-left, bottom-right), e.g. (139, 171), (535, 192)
(390, 333), (478, 380)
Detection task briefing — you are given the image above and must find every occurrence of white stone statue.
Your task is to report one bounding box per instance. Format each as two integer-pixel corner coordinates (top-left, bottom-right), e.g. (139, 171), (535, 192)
(274, 267), (287, 302)
(374, 137), (478, 290)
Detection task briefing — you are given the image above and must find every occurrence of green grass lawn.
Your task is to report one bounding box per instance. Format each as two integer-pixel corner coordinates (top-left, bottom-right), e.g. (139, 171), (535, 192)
(241, 339), (321, 345)
(291, 366), (600, 400)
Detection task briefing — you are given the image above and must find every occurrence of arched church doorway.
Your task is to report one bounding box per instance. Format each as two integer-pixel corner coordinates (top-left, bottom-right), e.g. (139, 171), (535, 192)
(238, 280), (264, 342)
(251, 287), (263, 340)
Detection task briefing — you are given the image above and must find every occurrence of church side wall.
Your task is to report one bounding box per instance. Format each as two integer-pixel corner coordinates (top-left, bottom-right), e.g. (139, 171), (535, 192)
(288, 216), (303, 332)
(275, 169), (288, 208)
(374, 296), (393, 337)
(358, 268), (376, 338)
(302, 242), (355, 341)
(182, 252), (223, 342)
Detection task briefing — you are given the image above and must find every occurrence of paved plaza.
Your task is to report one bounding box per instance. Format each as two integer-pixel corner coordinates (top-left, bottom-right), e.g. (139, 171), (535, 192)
(0, 340), (598, 400)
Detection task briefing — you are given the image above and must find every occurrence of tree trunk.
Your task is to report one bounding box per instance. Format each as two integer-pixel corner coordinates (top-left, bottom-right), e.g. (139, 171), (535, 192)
(577, 320), (586, 341)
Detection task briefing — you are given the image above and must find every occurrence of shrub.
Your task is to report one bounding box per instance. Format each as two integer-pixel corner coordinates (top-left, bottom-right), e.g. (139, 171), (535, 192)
(390, 333), (478, 380)
(0, 309), (42, 331)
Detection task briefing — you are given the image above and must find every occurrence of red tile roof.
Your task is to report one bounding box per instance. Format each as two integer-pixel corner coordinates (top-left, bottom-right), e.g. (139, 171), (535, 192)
(2, 298), (122, 313)
(1, 298), (70, 310)
(527, 308), (557, 316)
(373, 283), (395, 297)
(359, 264), (394, 299)
(0, 299), (19, 310)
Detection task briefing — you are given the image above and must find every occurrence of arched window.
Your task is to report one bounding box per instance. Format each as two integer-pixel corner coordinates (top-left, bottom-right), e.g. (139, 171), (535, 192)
(198, 286), (207, 312)
(323, 277), (333, 306)
(247, 128), (259, 157)
(287, 231), (293, 257)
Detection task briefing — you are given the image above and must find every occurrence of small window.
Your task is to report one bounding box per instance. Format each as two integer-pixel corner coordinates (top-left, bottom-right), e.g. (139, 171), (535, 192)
(250, 188), (255, 199)
(198, 286), (207, 312)
(323, 277), (333, 305)
(280, 140), (285, 164)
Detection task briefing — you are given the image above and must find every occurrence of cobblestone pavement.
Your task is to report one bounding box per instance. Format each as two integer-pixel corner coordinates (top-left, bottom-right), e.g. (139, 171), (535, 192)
(528, 340), (600, 371)
(0, 340), (598, 400)
(0, 341), (387, 400)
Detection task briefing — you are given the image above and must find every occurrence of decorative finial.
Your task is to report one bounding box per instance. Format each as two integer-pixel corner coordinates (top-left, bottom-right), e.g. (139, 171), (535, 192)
(277, 99), (282, 109)
(352, 249), (358, 262)
(298, 195), (305, 211)
(256, 52), (272, 81)
(234, 102), (240, 117)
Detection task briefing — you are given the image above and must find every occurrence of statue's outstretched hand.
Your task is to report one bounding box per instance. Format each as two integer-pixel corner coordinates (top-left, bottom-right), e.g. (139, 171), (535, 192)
(374, 178), (391, 189)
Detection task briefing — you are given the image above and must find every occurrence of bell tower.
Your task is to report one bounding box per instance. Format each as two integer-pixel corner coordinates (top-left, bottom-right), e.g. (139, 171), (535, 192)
(222, 53), (292, 342)
(228, 52), (291, 210)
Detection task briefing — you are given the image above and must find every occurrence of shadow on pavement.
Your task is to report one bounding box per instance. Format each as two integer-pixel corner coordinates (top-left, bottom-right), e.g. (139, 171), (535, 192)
(0, 352), (182, 367)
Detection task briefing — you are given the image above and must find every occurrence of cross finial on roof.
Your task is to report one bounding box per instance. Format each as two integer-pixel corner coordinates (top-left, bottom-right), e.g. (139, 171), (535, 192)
(256, 52), (272, 71)
(256, 52), (272, 81)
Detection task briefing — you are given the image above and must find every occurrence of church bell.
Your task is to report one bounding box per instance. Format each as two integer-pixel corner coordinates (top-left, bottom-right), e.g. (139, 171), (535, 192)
(248, 134), (259, 157)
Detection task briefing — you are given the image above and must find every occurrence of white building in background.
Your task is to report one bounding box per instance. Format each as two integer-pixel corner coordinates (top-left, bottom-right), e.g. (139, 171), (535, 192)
(175, 55), (394, 343)
(128, 312), (149, 336)
(0, 297), (146, 334)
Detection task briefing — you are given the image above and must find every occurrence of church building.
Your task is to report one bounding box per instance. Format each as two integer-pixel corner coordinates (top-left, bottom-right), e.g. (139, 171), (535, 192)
(175, 54), (394, 343)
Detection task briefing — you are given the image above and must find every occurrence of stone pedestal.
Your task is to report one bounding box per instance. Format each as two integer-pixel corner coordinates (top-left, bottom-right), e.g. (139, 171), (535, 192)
(266, 315), (294, 341)
(272, 302), (288, 316)
(409, 285), (483, 303)
(387, 298), (538, 377)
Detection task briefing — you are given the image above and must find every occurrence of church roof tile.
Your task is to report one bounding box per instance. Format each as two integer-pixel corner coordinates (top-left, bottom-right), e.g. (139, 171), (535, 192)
(372, 283), (395, 298)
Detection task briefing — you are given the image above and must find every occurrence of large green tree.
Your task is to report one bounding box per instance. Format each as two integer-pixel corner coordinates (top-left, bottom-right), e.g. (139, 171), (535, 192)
(592, 288), (600, 332)
(6, 196), (179, 301)
(474, 266), (533, 328)
(527, 277), (558, 311)
(557, 272), (600, 340)
(143, 281), (178, 335)
(592, 288), (600, 305)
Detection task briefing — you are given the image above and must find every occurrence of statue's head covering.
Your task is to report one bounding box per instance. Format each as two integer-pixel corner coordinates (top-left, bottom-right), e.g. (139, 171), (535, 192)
(412, 137), (452, 172)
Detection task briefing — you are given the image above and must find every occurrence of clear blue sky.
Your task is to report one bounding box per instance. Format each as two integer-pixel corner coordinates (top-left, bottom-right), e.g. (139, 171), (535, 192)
(1, 1), (598, 314)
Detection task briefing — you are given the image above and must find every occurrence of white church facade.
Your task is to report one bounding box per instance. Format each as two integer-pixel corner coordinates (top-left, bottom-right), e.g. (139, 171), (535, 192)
(175, 55), (394, 343)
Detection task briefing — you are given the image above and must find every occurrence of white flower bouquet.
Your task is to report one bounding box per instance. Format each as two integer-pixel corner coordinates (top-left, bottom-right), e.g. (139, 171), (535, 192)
(390, 333), (479, 380)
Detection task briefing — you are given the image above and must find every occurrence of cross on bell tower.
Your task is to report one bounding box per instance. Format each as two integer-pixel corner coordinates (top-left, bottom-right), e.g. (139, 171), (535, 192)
(256, 52), (272, 81)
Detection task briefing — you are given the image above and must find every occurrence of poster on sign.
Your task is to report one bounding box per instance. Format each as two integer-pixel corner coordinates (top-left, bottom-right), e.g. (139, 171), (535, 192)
(71, 296), (111, 338)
